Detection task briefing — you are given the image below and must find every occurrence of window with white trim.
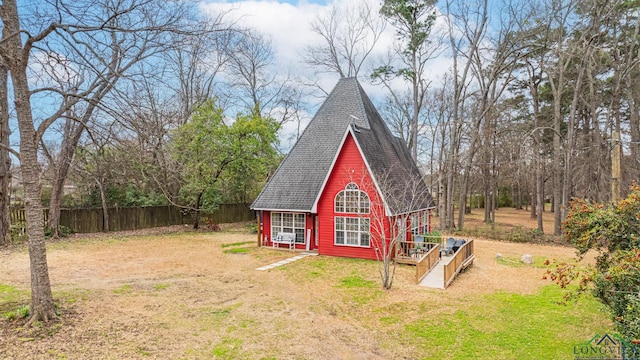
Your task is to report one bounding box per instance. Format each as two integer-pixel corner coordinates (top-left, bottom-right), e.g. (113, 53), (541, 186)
(422, 211), (429, 233)
(411, 213), (420, 235)
(334, 182), (370, 214)
(271, 212), (305, 243)
(335, 217), (370, 247)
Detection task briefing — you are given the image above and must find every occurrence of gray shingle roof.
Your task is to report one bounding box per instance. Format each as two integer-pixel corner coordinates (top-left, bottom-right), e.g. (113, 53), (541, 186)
(251, 77), (435, 214)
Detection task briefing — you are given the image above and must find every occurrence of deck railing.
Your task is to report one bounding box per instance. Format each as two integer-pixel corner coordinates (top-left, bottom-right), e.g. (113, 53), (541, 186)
(396, 240), (438, 264)
(414, 243), (441, 283)
(443, 239), (475, 288)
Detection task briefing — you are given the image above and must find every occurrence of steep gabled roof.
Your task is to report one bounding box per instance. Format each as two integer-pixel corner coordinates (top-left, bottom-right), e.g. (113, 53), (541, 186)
(251, 77), (434, 214)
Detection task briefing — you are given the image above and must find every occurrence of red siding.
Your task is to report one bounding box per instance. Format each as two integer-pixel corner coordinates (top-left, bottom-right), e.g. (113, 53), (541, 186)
(306, 215), (316, 250)
(262, 132), (431, 258)
(316, 133), (390, 260)
(262, 211), (271, 246)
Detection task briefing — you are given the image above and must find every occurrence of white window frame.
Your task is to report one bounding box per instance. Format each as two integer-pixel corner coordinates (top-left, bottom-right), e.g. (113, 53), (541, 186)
(410, 213), (421, 235)
(334, 216), (370, 247)
(422, 211), (429, 234)
(334, 182), (370, 214)
(271, 212), (306, 244)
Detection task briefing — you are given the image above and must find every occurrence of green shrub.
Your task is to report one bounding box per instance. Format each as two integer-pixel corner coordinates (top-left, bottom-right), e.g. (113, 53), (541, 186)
(44, 225), (75, 238)
(591, 249), (640, 341)
(9, 222), (27, 244)
(506, 225), (544, 243)
(553, 185), (640, 342)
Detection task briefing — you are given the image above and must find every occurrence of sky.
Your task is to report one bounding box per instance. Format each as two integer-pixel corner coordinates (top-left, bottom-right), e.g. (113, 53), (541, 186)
(16, 0), (453, 156)
(199, 0), (387, 150)
(198, 0), (451, 150)
(199, 0), (386, 86)
(199, 0), (451, 99)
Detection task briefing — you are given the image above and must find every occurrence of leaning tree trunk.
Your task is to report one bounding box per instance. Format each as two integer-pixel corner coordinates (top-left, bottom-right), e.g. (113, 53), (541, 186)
(0, 63), (11, 246)
(2, 0), (56, 322)
(48, 122), (84, 238)
(14, 67), (56, 323)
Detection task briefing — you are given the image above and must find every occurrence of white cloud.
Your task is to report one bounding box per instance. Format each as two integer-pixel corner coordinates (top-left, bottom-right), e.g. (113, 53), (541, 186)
(200, 1), (324, 69)
(199, 0), (454, 150)
(28, 51), (80, 90)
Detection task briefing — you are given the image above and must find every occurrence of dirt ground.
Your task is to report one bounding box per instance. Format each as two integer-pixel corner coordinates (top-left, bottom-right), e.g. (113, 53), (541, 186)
(0, 218), (594, 359)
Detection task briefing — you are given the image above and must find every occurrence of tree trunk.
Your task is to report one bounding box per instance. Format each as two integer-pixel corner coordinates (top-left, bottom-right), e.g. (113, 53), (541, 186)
(629, 69), (640, 182)
(193, 191), (203, 229)
(438, 168), (446, 230)
(530, 167), (536, 219)
(14, 65), (56, 322)
(97, 179), (110, 232)
(48, 121), (84, 238)
(445, 145), (456, 230)
(2, 0), (56, 322)
(0, 64), (11, 246)
(537, 167), (544, 233)
(550, 67), (564, 236)
(458, 118), (483, 230)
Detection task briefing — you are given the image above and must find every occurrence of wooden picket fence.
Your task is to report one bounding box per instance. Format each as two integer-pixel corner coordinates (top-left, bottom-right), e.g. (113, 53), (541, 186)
(9, 204), (254, 233)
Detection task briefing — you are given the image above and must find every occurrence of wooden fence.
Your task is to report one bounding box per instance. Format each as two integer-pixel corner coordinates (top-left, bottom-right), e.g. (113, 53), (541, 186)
(9, 204), (254, 233)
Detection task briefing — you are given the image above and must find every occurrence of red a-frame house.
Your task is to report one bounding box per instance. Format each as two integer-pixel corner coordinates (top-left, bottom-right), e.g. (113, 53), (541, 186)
(251, 78), (435, 260)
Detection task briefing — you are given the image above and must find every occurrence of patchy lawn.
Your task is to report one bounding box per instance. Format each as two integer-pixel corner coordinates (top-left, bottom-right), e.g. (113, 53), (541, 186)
(0, 225), (610, 359)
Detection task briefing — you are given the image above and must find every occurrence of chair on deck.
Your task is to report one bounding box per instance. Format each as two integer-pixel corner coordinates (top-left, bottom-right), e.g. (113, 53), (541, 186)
(441, 237), (456, 256)
(452, 239), (466, 253)
(410, 235), (425, 257)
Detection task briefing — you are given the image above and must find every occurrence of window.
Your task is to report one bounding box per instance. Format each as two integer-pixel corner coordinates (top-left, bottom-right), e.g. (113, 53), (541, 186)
(334, 216), (370, 247)
(411, 213), (420, 235)
(334, 182), (370, 214)
(271, 212), (305, 243)
(422, 211), (429, 234)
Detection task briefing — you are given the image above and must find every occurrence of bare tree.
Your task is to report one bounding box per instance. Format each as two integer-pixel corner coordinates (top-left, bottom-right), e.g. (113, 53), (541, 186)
(73, 118), (126, 232)
(110, 23), (236, 209)
(303, 1), (386, 78)
(39, 8), (229, 239)
(373, 0), (443, 161)
(1, 0), (58, 323)
(350, 164), (433, 290)
(0, 0), (201, 323)
(222, 30), (301, 126)
(165, 28), (231, 125)
(440, 0), (484, 230)
(460, 0), (528, 228)
(0, 59), (10, 246)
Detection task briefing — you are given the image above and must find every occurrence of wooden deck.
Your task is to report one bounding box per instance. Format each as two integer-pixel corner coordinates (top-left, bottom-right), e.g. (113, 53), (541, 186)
(419, 239), (475, 289)
(395, 241), (439, 265)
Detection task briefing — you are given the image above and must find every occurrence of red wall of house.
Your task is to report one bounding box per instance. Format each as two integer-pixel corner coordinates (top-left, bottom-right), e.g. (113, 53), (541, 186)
(261, 211), (317, 250)
(262, 211), (271, 245)
(316, 133), (389, 260)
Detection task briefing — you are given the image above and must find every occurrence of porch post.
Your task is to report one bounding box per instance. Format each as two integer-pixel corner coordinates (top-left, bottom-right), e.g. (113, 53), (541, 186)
(257, 211), (262, 247)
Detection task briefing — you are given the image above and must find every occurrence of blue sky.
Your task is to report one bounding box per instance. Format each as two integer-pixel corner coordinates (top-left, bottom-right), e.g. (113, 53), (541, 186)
(199, 0), (452, 152)
(199, 0), (397, 150)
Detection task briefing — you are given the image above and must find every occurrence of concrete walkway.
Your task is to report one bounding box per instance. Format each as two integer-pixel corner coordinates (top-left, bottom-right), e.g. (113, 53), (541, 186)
(256, 251), (318, 271)
(418, 255), (453, 289)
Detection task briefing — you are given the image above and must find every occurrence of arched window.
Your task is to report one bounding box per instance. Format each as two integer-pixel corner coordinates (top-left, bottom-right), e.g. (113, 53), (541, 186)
(334, 183), (370, 214)
(334, 183), (370, 247)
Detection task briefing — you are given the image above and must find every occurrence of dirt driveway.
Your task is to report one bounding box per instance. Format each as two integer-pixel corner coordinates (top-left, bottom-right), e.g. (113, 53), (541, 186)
(0, 227), (590, 359)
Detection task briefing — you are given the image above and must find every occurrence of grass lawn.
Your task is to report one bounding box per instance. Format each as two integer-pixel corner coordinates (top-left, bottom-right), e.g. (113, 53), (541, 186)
(0, 223), (611, 359)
